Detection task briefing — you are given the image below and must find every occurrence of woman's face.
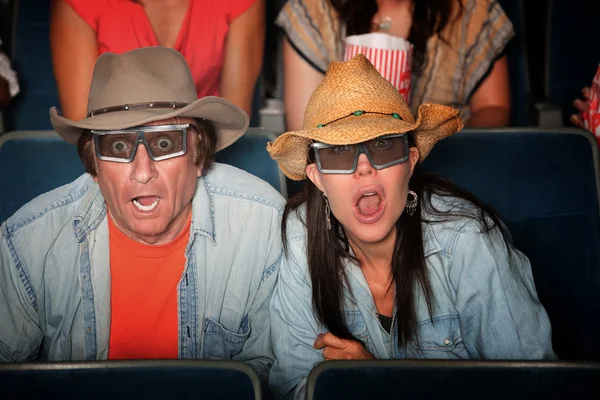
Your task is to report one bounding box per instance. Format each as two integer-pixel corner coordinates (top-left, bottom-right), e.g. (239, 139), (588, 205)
(306, 139), (419, 248)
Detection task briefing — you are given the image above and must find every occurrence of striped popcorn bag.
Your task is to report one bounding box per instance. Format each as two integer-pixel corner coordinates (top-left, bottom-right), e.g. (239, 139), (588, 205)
(343, 33), (413, 103)
(583, 64), (600, 142)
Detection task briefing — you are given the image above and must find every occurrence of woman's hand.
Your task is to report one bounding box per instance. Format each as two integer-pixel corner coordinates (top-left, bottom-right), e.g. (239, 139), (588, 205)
(570, 87), (591, 128)
(313, 332), (374, 360)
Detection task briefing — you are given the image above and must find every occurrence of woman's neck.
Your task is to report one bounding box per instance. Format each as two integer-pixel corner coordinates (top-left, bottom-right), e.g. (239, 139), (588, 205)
(347, 230), (396, 274)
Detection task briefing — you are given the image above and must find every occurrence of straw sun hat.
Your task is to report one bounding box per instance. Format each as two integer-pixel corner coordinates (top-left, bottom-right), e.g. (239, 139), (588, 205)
(50, 47), (248, 152)
(267, 54), (464, 181)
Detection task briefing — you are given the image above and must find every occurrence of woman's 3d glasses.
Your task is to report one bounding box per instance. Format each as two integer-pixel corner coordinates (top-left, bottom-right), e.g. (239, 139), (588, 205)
(311, 134), (409, 174)
(93, 124), (193, 162)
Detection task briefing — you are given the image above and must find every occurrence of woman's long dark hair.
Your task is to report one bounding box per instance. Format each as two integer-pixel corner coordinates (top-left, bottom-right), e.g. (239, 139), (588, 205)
(330, 0), (461, 74)
(282, 136), (513, 348)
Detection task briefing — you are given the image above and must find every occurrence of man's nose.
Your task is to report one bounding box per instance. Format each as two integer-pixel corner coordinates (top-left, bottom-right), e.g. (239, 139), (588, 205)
(129, 144), (158, 184)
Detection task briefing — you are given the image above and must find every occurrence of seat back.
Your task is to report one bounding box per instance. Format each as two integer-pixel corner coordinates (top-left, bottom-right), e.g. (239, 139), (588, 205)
(498, 0), (531, 126)
(0, 130), (83, 222)
(306, 360), (600, 400)
(420, 128), (600, 360)
(0, 360), (261, 400)
(545, 0), (600, 124)
(216, 127), (287, 197)
(5, 0), (58, 131)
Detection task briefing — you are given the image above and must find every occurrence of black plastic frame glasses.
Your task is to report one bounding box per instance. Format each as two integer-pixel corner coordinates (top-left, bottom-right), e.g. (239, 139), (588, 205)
(310, 134), (409, 174)
(92, 124), (191, 163)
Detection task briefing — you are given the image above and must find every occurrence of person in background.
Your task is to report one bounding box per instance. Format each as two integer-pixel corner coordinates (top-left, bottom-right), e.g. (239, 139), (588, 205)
(277, 0), (513, 131)
(50, 0), (264, 120)
(0, 38), (19, 109)
(267, 55), (555, 400)
(571, 86), (591, 128)
(0, 47), (283, 387)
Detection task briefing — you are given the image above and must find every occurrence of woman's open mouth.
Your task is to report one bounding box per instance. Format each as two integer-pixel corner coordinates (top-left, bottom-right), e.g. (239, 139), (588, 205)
(353, 186), (385, 224)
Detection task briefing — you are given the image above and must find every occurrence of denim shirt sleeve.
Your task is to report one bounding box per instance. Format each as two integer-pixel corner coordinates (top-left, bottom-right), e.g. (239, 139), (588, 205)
(269, 233), (324, 400)
(0, 223), (43, 361)
(232, 209), (283, 381)
(449, 220), (556, 360)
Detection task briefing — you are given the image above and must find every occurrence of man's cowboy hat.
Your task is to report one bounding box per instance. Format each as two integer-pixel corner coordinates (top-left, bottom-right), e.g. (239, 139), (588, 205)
(50, 47), (248, 151)
(267, 54), (464, 181)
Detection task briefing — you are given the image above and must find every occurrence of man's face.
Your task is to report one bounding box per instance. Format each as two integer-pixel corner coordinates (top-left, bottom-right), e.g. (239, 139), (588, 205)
(93, 117), (202, 245)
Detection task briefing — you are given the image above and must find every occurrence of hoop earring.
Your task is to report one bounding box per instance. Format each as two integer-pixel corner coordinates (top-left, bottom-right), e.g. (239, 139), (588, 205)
(406, 189), (418, 216)
(324, 193), (332, 231)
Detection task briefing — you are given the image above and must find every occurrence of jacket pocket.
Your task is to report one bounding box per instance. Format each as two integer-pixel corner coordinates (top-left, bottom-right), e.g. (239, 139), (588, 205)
(344, 310), (370, 344)
(202, 317), (250, 359)
(414, 314), (464, 355)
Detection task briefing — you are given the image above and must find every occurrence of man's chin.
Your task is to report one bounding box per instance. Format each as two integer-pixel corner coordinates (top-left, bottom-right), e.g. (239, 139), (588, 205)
(120, 221), (170, 244)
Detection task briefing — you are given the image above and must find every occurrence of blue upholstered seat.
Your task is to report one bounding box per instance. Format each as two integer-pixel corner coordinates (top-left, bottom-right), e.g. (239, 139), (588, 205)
(544, 0), (600, 125)
(421, 128), (600, 360)
(0, 360), (262, 400)
(306, 360), (600, 400)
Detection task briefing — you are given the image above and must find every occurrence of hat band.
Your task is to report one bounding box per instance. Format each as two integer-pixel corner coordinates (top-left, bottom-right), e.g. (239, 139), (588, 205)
(87, 101), (189, 118)
(316, 110), (403, 128)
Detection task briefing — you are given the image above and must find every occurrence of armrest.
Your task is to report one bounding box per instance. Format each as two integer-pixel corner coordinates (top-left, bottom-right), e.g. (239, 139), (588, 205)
(533, 101), (564, 128)
(259, 98), (286, 135)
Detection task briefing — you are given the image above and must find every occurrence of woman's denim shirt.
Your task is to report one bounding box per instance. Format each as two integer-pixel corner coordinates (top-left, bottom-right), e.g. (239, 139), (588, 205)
(0, 163), (284, 381)
(269, 196), (556, 400)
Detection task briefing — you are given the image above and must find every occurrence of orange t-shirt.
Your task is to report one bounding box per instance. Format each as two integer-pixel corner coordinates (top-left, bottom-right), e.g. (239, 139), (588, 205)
(107, 214), (191, 360)
(65, 0), (255, 98)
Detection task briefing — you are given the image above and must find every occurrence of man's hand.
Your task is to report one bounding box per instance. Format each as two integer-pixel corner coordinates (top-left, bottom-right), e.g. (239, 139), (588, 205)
(313, 332), (374, 360)
(0, 75), (10, 109)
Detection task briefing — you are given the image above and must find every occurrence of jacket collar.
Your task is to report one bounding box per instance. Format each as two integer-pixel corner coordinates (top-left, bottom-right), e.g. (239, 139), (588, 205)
(72, 178), (106, 243)
(191, 174), (216, 243)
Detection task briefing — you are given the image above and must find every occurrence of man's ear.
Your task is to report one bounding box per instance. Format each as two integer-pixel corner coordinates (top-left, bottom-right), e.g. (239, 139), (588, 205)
(196, 165), (203, 178)
(306, 163), (324, 193)
(408, 147), (419, 178)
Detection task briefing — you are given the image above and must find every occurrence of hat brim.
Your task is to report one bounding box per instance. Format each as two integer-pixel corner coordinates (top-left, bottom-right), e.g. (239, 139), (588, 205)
(50, 96), (249, 152)
(267, 103), (463, 180)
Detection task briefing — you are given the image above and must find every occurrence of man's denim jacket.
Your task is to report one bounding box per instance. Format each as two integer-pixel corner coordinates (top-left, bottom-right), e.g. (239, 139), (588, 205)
(0, 163), (284, 381)
(269, 196), (556, 400)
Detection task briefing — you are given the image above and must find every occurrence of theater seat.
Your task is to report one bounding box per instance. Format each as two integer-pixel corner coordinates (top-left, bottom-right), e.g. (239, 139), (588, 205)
(216, 127), (287, 197)
(544, 0), (600, 125)
(498, 0), (531, 126)
(306, 360), (600, 400)
(0, 130), (83, 223)
(421, 128), (600, 360)
(0, 360), (261, 400)
(5, 0), (58, 131)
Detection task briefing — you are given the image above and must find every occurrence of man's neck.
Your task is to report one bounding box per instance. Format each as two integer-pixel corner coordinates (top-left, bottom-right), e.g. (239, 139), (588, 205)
(107, 205), (193, 246)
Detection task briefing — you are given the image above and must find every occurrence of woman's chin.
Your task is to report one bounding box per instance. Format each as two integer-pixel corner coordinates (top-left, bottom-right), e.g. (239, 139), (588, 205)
(344, 222), (396, 246)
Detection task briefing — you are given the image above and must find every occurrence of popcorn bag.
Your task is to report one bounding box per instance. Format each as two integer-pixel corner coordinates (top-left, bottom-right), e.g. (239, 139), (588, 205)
(583, 64), (600, 141)
(344, 33), (413, 103)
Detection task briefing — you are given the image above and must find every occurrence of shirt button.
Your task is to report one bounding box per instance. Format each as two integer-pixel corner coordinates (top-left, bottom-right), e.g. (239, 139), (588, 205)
(443, 338), (451, 346)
